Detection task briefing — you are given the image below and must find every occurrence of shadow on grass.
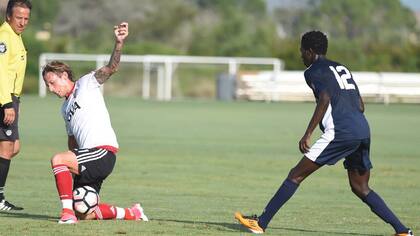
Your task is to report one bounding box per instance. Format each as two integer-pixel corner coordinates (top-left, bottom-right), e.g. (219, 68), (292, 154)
(271, 226), (383, 236)
(154, 218), (383, 236)
(0, 211), (57, 222)
(153, 218), (247, 233)
(0, 213), (385, 235)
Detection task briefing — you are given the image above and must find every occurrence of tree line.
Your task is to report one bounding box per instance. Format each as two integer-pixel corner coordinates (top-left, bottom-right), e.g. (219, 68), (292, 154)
(2, 0), (419, 93)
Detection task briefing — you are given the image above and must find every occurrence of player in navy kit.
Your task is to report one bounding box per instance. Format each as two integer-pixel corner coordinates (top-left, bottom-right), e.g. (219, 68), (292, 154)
(235, 31), (412, 236)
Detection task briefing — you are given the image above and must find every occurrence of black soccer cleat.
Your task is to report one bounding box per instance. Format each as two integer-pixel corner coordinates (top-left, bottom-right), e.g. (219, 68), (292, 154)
(0, 199), (24, 211)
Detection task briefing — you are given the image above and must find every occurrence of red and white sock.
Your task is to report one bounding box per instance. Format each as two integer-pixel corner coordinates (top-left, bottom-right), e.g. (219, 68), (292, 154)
(123, 207), (136, 220)
(52, 164), (73, 210)
(94, 203), (135, 220)
(94, 203), (116, 219)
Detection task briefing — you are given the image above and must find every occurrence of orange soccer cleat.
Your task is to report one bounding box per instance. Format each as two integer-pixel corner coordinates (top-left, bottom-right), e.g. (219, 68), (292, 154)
(235, 212), (264, 234)
(395, 229), (414, 236)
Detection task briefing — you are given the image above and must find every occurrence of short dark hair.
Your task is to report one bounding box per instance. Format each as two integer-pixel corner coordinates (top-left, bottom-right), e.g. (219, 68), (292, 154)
(6, 0), (32, 18)
(42, 61), (74, 82)
(301, 31), (328, 55)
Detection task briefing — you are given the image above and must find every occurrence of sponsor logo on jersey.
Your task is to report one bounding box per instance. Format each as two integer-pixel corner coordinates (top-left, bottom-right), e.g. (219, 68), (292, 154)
(0, 42), (6, 54)
(67, 101), (81, 121)
(80, 165), (86, 172)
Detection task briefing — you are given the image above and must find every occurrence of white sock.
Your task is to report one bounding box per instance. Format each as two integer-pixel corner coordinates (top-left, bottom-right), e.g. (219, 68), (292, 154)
(61, 199), (73, 210)
(116, 207), (125, 219)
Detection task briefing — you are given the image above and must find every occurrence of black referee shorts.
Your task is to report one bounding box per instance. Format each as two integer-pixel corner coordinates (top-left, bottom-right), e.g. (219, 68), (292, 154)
(0, 95), (20, 141)
(71, 147), (116, 193)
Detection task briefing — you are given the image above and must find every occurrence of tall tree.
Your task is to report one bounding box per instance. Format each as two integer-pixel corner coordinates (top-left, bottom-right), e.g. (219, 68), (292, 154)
(274, 0), (418, 44)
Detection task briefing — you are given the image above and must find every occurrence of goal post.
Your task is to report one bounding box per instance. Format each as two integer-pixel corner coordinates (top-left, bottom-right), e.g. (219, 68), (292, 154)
(39, 53), (283, 100)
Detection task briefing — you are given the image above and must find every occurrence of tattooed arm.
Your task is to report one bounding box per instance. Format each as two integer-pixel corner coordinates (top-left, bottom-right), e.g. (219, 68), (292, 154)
(94, 22), (129, 84)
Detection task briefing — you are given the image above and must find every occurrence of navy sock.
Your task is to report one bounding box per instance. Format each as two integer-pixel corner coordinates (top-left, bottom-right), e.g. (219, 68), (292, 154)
(0, 157), (11, 200)
(258, 178), (299, 229)
(363, 190), (407, 233)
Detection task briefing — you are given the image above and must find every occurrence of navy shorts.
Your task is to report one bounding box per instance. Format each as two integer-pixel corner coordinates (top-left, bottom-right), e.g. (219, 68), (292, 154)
(71, 148), (116, 193)
(305, 137), (372, 171)
(0, 95), (20, 141)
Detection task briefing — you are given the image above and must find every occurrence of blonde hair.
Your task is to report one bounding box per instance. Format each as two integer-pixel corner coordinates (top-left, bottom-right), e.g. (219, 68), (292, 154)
(42, 61), (74, 81)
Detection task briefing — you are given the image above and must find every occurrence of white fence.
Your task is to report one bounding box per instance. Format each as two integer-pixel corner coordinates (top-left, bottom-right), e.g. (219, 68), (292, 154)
(237, 71), (420, 103)
(39, 53), (420, 103)
(39, 53), (283, 100)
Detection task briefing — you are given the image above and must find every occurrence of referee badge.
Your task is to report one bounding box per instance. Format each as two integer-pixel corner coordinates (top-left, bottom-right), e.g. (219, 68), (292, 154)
(0, 42), (6, 54)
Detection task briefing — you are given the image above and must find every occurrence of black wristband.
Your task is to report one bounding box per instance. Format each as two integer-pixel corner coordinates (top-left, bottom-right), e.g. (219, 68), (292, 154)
(1, 102), (13, 109)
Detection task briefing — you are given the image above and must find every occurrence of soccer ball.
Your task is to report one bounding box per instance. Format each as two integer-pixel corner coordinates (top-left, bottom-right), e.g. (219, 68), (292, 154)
(73, 186), (99, 214)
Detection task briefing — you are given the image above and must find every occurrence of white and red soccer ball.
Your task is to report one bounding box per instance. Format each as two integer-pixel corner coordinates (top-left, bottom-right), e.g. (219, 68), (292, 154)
(73, 186), (99, 214)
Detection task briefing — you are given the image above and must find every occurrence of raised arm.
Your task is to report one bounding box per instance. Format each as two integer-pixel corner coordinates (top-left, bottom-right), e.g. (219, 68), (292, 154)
(94, 22), (129, 84)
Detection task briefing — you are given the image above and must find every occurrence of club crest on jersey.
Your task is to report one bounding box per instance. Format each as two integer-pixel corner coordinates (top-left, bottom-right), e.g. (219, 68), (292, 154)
(67, 101), (81, 121)
(0, 42), (6, 54)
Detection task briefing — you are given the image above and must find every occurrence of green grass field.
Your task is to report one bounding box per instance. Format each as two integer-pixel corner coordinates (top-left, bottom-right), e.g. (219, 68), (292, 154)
(1, 96), (419, 236)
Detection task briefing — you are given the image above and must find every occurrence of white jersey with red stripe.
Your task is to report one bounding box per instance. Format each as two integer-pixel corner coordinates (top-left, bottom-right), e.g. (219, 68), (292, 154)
(61, 71), (119, 150)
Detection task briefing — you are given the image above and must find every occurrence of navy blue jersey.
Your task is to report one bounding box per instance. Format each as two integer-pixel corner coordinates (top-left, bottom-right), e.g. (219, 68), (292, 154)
(304, 57), (370, 140)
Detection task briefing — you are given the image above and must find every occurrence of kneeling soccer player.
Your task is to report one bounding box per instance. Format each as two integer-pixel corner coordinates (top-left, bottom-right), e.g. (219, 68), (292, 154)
(42, 22), (148, 224)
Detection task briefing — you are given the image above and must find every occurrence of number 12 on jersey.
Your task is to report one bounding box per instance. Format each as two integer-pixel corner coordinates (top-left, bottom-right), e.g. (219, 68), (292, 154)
(329, 66), (355, 90)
